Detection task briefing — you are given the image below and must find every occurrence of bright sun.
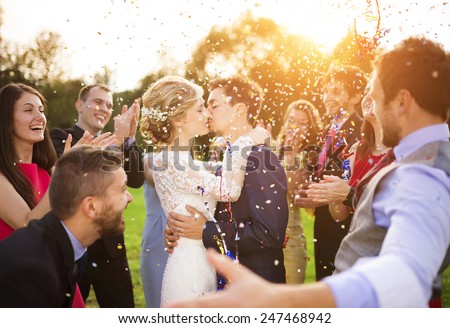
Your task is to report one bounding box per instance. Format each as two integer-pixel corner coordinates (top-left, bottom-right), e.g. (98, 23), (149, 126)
(268, 1), (379, 54)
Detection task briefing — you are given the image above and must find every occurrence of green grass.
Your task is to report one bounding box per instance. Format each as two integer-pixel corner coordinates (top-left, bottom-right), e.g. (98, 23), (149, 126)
(123, 187), (147, 308)
(87, 187), (449, 308)
(301, 208), (316, 283)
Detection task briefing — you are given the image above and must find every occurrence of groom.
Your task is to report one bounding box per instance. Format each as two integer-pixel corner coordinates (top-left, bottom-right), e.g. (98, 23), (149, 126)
(165, 76), (289, 283)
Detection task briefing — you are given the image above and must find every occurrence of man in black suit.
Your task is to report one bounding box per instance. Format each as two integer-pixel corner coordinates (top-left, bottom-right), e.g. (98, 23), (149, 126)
(294, 65), (366, 280)
(165, 76), (289, 283)
(0, 147), (133, 307)
(50, 84), (144, 307)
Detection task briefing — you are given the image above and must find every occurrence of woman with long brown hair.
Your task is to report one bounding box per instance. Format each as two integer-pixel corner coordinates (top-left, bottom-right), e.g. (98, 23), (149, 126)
(0, 83), (57, 237)
(276, 99), (323, 284)
(0, 83), (93, 307)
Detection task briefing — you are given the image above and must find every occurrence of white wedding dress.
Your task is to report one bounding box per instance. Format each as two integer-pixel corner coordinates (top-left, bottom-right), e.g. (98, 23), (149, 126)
(153, 136), (254, 306)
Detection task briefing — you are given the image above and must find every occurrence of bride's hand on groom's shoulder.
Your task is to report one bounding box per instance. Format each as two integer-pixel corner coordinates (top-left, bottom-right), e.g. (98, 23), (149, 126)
(247, 125), (271, 146)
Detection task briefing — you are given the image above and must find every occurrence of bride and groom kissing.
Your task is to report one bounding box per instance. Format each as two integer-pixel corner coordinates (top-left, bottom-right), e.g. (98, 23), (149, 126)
(140, 75), (289, 306)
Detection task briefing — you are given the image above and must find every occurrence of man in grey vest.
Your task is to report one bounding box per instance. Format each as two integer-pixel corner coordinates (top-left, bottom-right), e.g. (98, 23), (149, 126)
(166, 36), (450, 308)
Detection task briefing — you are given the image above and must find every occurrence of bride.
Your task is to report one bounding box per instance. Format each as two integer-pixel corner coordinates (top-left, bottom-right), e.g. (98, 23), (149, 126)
(139, 76), (267, 306)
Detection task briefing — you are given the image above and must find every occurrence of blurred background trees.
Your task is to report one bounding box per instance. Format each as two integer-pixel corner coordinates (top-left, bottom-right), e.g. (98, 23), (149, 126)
(1, 6), (374, 137)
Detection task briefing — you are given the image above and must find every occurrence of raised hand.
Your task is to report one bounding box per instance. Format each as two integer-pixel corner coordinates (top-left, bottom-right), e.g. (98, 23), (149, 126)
(128, 98), (141, 138)
(307, 175), (351, 204)
(293, 188), (324, 208)
(62, 130), (94, 154)
(113, 98), (141, 146)
(62, 131), (117, 154)
(62, 133), (74, 155)
(247, 126), (271, 146)
(91, 131), (117, 148)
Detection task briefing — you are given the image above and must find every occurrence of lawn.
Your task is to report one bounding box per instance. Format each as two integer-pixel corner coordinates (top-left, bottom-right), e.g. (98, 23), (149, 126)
(87, 187), (450, 308)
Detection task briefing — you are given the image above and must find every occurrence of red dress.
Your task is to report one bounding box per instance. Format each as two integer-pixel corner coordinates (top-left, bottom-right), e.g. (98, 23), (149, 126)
(0, 163), (85, 308)
(348, 149), (385, 188)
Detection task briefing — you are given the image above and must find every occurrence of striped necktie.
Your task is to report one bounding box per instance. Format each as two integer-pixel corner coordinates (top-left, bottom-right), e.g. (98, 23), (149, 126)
(318, 125), (336, 176)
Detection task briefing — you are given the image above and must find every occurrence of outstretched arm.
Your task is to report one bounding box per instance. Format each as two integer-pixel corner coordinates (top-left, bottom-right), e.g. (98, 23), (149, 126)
(167, 249), (336, 308)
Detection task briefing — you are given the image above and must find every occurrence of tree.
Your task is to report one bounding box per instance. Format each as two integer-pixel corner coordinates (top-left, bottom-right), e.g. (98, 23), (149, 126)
(24, 31), (66, 84)
(40, 79), (84, 130)
(185, 11), (328, 137)
(0, 6), (28, 86)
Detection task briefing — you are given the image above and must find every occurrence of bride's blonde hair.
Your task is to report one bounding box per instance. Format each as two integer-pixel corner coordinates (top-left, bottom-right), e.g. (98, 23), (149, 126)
(139, 76), (204, 148)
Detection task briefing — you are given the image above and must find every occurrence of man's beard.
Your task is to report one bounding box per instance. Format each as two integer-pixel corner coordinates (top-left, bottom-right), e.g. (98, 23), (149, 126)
(380, 112), (401, 148)
(94, 203), (125, 237)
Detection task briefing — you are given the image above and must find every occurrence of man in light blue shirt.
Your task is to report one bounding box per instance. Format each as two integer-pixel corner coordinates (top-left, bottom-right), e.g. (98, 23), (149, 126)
(329, 123), (450, 307)
(167, 36), (450, 308)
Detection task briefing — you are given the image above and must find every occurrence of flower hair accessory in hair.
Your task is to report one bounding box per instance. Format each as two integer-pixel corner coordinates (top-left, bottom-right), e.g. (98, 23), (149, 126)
(141, 106), (169, 122)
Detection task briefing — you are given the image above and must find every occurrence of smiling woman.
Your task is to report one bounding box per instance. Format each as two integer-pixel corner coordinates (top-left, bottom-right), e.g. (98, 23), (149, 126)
(0, 83), (87, 308)
(0, 83), (56, 235)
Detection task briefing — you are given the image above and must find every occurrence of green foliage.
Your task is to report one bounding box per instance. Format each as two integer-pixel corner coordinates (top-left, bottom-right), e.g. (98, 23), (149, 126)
(41, 79), (84, 129)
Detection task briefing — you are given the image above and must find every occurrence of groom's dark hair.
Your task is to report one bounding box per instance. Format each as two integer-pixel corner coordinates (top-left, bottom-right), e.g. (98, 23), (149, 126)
(208, 75), (264, 124)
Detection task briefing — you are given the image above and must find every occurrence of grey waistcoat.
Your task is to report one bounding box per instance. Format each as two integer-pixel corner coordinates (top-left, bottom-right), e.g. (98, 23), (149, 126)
(334, 140), (450, 291)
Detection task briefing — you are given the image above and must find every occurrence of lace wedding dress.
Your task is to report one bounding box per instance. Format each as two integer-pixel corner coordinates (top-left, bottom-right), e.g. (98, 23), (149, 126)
(153, 136), (254, 306)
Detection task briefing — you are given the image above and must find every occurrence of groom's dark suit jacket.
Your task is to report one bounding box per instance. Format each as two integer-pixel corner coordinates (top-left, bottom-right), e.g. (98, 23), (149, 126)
(203, 145), (289, 283)
(0, 212), (77, 307)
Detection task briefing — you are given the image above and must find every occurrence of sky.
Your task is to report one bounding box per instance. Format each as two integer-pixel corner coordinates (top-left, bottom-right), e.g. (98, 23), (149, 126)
(1, 0), (450, 91)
